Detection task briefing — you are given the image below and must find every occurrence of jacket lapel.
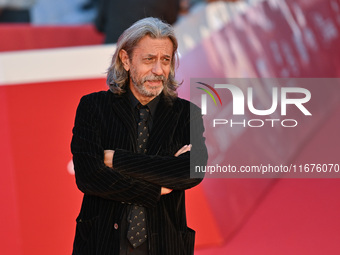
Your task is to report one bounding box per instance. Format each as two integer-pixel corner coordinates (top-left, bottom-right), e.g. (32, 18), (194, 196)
(110, 92), (180, 155)
(111, 93), (137, 152)
(147, 96), (180, 155)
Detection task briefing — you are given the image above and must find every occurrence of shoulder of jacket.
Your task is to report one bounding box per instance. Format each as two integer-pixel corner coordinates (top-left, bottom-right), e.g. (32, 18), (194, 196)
(81, 90), (112, 99)
(80, 90), (119, 103)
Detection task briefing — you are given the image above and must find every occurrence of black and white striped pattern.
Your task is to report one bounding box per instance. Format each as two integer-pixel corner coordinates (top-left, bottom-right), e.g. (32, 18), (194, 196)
(71, 89), (207, 255)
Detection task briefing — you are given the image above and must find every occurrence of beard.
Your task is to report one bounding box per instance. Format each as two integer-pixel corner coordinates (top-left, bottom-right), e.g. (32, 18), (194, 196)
(130, 67), (166, 97)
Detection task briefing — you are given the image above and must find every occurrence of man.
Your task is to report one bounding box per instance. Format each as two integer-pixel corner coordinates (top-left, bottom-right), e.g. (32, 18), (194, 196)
(71, 17), (207, 255)
(94, 0), (180, 43)
(0, 0), (35, 23)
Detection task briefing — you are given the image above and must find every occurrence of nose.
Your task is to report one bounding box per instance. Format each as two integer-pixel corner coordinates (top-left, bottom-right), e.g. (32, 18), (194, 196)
(151, 60), (163, 76)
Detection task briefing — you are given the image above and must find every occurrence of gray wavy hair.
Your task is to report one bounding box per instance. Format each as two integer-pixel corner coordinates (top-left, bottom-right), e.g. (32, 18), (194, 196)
(106, 17), (180, 99)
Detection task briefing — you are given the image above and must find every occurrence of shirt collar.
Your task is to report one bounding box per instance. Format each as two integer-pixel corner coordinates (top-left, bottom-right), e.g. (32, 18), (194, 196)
(128, 88), (160, 117)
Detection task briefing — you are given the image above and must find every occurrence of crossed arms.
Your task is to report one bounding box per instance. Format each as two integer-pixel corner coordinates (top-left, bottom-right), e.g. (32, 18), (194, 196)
(103, 144), (192, 195)
(71, 94), (207, 207)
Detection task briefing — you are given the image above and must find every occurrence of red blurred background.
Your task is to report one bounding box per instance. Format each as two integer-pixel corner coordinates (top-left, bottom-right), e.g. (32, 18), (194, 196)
(1, 0), (340, 254)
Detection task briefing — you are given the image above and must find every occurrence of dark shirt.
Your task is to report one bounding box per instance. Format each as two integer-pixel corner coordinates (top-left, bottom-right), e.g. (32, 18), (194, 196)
(127, 89), (160, 132)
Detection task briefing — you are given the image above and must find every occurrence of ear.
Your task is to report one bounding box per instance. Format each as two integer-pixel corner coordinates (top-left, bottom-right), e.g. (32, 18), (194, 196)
(119, 49), (130, 71)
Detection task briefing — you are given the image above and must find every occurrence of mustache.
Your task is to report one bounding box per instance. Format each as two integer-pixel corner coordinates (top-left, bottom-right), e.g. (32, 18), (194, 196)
(142, 75), (166, 84)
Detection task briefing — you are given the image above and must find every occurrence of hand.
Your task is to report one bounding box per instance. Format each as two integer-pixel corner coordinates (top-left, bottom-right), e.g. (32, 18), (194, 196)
(161, 144), (192, 196)
(104, 150), (115, 168)
(161, 187), (172, 195)
(174, 144), (192, 157)
(162, 145), (191, 195)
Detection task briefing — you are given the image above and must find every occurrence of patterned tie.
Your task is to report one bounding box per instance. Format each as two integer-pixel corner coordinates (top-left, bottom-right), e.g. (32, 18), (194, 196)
(127, 105), (149, 248)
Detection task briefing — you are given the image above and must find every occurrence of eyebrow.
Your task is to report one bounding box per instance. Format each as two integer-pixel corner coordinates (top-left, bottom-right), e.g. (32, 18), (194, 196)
(144, 54), (172, 59)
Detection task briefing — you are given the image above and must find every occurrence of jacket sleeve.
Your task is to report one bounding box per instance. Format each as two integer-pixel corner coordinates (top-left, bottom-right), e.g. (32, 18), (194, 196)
(112, 102), (208, 190)
(71, 95), (161, 208)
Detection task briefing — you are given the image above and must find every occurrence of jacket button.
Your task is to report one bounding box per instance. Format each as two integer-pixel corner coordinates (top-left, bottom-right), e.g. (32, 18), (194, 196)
(114, 223), (119, 230)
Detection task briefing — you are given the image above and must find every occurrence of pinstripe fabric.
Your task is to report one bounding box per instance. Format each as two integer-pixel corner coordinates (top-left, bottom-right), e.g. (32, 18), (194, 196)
(71, 89), (207, 255)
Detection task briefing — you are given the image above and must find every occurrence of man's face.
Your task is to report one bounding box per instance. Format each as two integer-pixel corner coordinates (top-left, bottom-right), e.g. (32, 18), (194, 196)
(120, 36), (174, 103)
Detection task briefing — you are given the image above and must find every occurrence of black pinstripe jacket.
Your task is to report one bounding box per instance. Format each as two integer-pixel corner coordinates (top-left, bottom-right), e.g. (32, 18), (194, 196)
(71, 89), (207, 255)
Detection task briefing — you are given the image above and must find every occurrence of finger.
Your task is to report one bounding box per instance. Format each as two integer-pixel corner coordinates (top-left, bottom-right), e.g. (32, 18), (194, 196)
(174, 145), (188, 157)
(177, 144), (192, 155)
(103, 150), (114, 168)
(161, 187), (173, 195)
